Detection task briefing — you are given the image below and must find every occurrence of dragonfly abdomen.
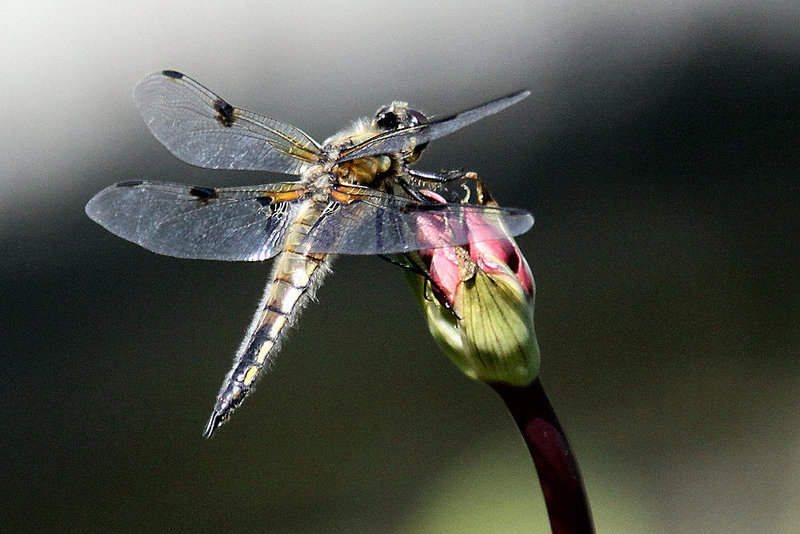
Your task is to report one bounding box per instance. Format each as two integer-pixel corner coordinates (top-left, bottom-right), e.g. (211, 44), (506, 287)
(204, 204), (332, 438)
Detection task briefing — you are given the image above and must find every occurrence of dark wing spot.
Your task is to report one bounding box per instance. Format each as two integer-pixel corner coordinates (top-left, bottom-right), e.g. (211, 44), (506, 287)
(161, 70), (183, 79)
(189, 186), (218, 200)
(117, 180), (144, 188)
(255, 197), (273, 207)
(213, 98), (235, 127)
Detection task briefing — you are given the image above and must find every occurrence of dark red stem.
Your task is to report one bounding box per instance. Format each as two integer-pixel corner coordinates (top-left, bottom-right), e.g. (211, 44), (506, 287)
(491, 378), (594, 534)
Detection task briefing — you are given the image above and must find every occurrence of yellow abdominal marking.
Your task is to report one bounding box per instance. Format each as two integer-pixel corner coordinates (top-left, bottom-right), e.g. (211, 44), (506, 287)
(256, 340), (274, 364)
(268, 315), (287, 340)
(288, 264), (311, 286)
(243, 365), (259, 386)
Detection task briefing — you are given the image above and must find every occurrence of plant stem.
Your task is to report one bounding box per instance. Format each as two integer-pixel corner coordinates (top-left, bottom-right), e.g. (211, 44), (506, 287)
(491, 378), (594, 534)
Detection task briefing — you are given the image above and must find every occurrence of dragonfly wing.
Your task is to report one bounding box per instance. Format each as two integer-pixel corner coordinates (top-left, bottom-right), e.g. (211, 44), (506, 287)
(85, 181), (306, 261)
(336, 90), (530, 162)
(134, 71), (322, 173)
(301, 186), (534, 255)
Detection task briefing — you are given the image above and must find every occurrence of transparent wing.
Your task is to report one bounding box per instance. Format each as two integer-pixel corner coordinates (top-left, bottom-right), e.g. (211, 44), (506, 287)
(336, 90), (530, 163)
(85, 180), (308, 261)
(134, 71), (322, 174)
(301, 186), (534, 255)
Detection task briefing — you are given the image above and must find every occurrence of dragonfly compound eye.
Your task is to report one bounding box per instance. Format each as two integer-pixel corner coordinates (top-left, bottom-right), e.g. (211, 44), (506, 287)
(375, 108), (400, 131)
(375, 105), (428, 131)
(406, 108), (428, 126)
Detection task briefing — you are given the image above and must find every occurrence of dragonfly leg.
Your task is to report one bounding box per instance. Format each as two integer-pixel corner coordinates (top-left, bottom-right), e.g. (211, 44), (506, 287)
(406, 168), (472, 184)
(402, 169), (487, 204)
(396, 178), (430, 202)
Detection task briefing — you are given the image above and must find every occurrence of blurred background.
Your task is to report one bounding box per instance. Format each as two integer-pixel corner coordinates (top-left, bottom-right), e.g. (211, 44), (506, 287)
(2, 1), (799, 532)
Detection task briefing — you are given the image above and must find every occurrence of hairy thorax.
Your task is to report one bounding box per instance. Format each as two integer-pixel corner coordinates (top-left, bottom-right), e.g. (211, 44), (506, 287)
(333, 155), (392, 186)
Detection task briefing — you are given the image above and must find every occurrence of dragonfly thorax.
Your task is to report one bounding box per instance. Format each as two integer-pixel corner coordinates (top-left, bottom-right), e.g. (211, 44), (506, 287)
(317, 102), (432, 188)
(332, 155), (392, 187)
(303, 146), (393, 188)
(320, 123), (398, 187)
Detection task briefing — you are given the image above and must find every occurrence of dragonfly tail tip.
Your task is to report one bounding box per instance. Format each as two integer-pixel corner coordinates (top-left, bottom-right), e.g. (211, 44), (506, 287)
(203, 410), (224, 438)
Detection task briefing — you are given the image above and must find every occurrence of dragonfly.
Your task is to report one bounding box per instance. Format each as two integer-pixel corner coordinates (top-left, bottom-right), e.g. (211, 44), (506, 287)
(86, 70), (533, 437)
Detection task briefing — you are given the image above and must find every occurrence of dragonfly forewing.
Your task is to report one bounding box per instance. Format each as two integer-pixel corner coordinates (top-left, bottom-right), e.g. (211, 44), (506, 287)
(134, 71), (322, 173)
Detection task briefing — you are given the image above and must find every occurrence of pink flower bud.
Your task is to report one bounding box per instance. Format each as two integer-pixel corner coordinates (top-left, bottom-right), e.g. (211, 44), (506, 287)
(406, 186), (539, 386)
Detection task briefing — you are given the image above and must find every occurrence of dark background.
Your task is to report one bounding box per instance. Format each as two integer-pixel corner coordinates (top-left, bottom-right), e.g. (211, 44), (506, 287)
(3, 2), (799, 532)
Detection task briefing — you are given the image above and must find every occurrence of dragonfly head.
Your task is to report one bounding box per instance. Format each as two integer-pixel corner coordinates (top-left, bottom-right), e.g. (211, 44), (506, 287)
(374, 102), (429, 163)
(374, 102), (427, 130)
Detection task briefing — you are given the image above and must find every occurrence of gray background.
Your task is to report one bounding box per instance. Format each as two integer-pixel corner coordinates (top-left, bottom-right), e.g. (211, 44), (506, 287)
(3, 1), (799, 532)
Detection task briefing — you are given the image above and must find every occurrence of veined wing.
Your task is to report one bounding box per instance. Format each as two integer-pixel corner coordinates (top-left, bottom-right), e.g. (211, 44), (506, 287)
(300, 185), (533, 255)
(336, 90), (530, 163)
(85, 180), (308, 261)
(134, 71), (322, 174)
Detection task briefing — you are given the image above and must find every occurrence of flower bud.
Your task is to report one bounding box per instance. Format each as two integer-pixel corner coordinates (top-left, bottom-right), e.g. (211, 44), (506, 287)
(406, 179), (539, 386)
